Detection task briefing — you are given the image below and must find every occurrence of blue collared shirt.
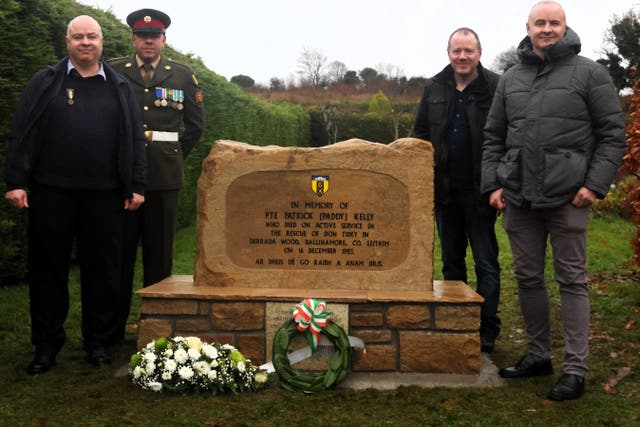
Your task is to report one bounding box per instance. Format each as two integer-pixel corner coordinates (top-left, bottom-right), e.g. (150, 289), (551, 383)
(67, 59), (106, 80)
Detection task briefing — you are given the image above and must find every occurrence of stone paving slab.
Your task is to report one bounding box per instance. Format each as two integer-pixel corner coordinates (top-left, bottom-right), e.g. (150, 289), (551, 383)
(339, 354), (503, 390)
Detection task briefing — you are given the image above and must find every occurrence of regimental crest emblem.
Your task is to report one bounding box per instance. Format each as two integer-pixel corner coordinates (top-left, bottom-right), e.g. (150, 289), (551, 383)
(311, 175), (329, 197)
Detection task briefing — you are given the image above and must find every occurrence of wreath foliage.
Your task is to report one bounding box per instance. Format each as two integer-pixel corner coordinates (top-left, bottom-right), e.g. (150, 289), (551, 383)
(272, 318), (351, 393)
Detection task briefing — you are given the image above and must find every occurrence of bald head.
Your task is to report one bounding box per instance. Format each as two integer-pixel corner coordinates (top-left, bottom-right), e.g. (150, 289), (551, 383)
(528, 1), (566, 23)
(65, 15), (104, 72)
(526, 1), (567, 58)
(67, 15), (102, 37)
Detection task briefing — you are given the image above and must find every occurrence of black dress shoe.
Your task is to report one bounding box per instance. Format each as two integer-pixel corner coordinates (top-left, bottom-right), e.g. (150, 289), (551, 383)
(499, 354), (553, 378)
(480, 319), (501, 353)
(86, 347), (111, 366)
(548, 373), (585, 401)
(27, 353), (56, 374)
(480, 334), (496, 353)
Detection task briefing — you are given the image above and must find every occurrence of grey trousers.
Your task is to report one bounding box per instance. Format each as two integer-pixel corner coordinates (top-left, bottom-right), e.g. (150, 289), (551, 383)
(503, 202), (591, 376)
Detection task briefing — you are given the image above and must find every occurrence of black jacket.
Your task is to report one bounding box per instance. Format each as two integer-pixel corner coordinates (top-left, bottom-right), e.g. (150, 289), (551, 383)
(5, 57), (146, 198)
(414, 63), (500, 214)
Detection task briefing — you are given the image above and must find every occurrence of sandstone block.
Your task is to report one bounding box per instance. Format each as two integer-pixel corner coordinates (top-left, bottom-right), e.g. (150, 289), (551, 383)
(175, 318), (212, 332)
(399, 331), (482, 374)
(435, 305), (481, 330)
(351, 311), (384, 327)
(352, 344), (397, 371)
(211, 302), (265, 330)
(136, 319), (173, 349)
(351, 329), (392, 343)
(195, 138), (434, 291)
(236, 334), (266, 365)
(140, 299), (198, 315)
(386, 304), (431, 328)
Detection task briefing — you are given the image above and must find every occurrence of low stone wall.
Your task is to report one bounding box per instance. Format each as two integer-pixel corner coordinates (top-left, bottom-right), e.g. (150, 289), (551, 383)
(137, 275), (484, 374)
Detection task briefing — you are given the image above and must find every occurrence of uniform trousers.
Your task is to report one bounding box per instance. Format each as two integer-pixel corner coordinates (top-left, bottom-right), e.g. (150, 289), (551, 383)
(28, 185), (122, 353)
(114, 189), (178, 341)
(503, 202), (591, 376)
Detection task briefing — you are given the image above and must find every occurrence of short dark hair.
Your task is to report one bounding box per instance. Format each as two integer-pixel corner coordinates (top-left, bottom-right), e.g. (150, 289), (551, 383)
(447, 27), (482, 51)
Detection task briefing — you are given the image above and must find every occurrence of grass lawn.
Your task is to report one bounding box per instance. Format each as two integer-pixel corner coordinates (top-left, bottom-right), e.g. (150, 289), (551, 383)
(0, 213), (638, 426)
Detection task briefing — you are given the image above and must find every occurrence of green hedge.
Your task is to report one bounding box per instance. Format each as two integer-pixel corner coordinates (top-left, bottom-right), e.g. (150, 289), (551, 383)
(0, 0), (309, 283)
(309, 102), (416, 145)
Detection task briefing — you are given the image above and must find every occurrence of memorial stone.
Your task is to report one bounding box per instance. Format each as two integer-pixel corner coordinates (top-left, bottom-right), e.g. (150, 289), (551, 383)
(195, 138), (435, 291)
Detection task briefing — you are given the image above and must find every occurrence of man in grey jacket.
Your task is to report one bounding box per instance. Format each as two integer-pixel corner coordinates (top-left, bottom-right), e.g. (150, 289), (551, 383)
(482, 1), (626, 401)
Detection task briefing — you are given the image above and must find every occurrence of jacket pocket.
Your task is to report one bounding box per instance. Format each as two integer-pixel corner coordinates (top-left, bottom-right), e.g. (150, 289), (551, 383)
(543, 149), (586, 197)
(496, 148), (521, 191)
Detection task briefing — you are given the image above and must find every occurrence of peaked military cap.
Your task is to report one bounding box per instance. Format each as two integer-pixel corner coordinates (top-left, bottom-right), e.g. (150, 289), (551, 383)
(126, 8), (171, 34)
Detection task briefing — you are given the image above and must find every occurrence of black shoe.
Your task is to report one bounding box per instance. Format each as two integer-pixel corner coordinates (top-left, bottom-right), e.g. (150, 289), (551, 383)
(499, 354), (553, 378)
(481, 334), (496, 353)
(548, 374), (585, 401)
(86, 347), (111, 366)
(480, 318), (501, 353)
(27, 352), (56, 374)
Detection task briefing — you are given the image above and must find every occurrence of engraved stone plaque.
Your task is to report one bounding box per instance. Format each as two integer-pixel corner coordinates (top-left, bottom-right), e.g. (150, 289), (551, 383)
(226, 169), (409, 270)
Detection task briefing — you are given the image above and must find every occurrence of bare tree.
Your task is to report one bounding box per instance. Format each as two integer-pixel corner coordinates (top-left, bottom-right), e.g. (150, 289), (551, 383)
(327, 60), (347, 84)
(297, 47), (328, 87)
(375, 62), (405, 81)
(491, 47), (519, 73)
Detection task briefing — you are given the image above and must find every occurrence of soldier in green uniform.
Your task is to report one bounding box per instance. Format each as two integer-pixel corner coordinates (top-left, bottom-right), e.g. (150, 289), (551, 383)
(109, 8), (204, 343)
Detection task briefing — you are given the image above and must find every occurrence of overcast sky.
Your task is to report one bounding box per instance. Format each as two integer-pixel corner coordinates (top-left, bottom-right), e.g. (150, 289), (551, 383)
(80, 0), (639, 85)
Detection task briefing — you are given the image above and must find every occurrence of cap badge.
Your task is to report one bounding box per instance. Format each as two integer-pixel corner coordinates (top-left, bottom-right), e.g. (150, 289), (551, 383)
(144, 16), (152, 23)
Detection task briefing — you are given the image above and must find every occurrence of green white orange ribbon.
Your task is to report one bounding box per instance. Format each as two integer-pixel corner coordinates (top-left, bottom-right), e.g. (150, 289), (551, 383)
(292, 299), (332, 352)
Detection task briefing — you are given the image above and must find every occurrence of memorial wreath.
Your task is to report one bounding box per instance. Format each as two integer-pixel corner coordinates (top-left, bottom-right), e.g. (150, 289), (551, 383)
(272, 299), (353, 393)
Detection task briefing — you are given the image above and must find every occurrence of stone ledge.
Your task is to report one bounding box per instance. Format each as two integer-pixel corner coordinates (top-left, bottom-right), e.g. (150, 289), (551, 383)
(137, 275), (484, 304)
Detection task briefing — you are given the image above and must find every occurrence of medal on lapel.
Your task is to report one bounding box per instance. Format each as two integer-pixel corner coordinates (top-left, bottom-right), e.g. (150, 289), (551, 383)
(66, 88), (74, 105)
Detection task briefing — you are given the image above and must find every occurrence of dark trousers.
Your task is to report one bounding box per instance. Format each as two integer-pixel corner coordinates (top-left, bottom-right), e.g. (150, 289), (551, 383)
(28, 185), (123, 353)
(114, 189), (178, 341)
(435, 190), (501, 330)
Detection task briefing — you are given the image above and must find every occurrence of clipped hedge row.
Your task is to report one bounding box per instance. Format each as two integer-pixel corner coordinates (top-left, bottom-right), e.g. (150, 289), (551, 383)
(0, 0), (309, 283)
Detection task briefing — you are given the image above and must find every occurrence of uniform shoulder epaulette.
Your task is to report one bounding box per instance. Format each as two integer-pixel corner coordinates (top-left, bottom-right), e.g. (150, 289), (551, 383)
(166, 58), (195, 71)
(107, 56), (129, 64)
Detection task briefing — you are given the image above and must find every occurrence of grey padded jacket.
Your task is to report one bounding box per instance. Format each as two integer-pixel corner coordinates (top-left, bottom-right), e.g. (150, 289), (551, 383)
(481, 27), (626, 209)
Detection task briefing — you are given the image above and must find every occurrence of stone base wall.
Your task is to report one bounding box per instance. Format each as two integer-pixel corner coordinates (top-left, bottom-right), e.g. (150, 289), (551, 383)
(137, 276), (483, 374)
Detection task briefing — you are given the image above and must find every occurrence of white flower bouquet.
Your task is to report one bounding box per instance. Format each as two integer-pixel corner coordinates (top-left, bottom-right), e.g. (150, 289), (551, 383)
(129, 336), (268, 393)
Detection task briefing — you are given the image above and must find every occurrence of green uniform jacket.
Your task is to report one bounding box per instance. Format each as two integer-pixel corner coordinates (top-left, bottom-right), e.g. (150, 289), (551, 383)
(109, 54), (204, 190)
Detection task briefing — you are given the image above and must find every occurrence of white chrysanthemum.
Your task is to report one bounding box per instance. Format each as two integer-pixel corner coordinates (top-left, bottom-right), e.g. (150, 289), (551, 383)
(178, 366), (194, 380)
(222, 344), (235, 350)
(163, 348), (173, 357)
(161, 371), (172, 380)
(174, 348), (188, 364)
(188, 348), (201, 361)
(143, 352), (157, 363)
(174, 336), (185, 342)
(207, 370), (218, 381)
(202, 343), (218, 359)
(194, 361), (210, 374)
(237, 361), (246, 372)
(186, 336), (203, 351)
(210, 360), (219, 368)
(145, 362), (156, 375)
(254, 371), (268, 384)
(148, 381), (163, 392)
(132, 366), (143, 379)
(164, 359), (177, 373)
